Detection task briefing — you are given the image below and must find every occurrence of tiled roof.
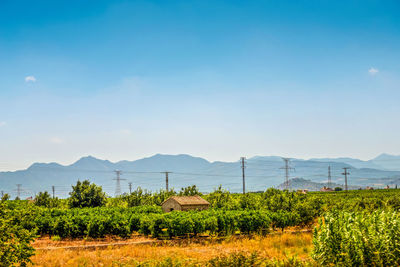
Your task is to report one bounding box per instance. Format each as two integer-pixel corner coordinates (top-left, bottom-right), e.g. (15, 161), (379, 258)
(163, 195), (210, 206)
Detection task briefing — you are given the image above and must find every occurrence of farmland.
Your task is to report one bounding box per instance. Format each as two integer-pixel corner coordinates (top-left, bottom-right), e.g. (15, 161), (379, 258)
(1, 183), (400, 266)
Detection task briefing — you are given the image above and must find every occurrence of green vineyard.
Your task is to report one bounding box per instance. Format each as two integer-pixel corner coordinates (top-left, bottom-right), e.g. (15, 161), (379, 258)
(2, 183), (400, 266)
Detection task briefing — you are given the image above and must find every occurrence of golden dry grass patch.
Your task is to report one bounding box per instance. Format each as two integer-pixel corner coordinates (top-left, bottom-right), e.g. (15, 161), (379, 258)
(30, 232), (313, 266)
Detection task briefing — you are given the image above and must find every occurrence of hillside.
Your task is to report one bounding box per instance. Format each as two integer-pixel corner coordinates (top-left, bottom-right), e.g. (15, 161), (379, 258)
(1, 154), (400, 198)
(277, 178), (360, 191)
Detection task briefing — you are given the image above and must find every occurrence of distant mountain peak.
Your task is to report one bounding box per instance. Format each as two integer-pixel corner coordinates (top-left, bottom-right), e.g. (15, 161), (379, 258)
(373, 153), (399, 160)
(28, 162), (63, 170)
(71, 155), (113, 169)
(76, 155), (99, 161)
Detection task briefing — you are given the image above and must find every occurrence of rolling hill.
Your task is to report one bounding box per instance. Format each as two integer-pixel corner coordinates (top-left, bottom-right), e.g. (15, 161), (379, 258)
(1, 154), (400, 198)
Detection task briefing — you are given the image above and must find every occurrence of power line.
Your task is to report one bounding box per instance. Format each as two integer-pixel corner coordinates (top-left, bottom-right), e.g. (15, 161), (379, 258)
(16, 184), (22, 198)
(161, 171), (172, 192)
(342, 167), (350, 191)
(128, 182), (132, 194)
(113, 170), (126, 196)
(328, 166), (332, 188)
(173, 172), (239, 177)
(280, 158), (294, 190)
(241, 157), (246, 194)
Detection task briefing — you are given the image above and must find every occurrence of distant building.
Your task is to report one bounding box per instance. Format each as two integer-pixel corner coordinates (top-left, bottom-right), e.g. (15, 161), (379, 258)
(320, 186), (333, 192)
(366, 186), (374, 190)
(161, 196), (210, 212)
(297, 189), (309, 194)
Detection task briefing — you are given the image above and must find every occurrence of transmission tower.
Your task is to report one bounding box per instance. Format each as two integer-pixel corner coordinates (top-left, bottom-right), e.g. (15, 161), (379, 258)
(161, 172), (172, 192)
(128, 182), (132, 194)
(240, 157), (246, 194)
(1, 190), (3, 198)
(52, 185), (55, 198)
(280, 158), (294, 190)
(328, 166), (332, 188)
(342, 167), (350, 191)
(113, 170), (126, 196)
(16, 184), (22, 198)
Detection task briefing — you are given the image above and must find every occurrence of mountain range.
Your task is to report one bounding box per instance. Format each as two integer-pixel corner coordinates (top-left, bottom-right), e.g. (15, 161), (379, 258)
(1, 154), (400, 198)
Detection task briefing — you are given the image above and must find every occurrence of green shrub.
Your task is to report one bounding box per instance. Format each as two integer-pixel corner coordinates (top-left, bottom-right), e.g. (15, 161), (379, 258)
(69, 180), (107, 208)
(312, 210), (400, 266)
(0, 202), (36, 266)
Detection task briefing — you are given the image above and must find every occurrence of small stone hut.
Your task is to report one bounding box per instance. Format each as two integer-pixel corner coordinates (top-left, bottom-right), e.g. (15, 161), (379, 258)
(161, 195), (210, 212)
(320, 186), (333, 192)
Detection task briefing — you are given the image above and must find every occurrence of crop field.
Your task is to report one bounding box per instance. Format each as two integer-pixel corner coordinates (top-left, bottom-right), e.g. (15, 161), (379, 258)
(1, 182), (400, 266)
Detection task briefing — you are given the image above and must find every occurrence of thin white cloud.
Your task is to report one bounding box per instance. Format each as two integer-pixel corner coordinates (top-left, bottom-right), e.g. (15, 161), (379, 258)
(25, 76), (37, 82)
(50, 137), (64, 144)
(0, 121), (6, 127)
(368, 67), (379, 75)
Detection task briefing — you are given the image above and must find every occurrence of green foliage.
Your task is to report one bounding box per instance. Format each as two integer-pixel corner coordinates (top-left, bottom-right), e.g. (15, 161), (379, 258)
(34, 191), (52, 207)
(208, 252), (260, 266)
(312, 210), (400, 266)
(207, 252), (309, 267)
(118, 188), (177, 207)
(125, 187), (153, 207)
(69, 180), (107, 208)
(334, 187), (343, 191)
(34, 191), (60, 208)
(1, 193), (10, 202)
(179, 185), (201, 196)
(31, 206), (275, 239)
(51, 235), (61, 241)
(134, 252), (309, 266)
(204, 186), (235, 209)
(0, 202), (36, 266)
(151, 189), (177, 205)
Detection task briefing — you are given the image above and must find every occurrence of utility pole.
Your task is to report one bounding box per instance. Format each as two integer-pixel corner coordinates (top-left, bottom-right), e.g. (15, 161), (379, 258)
(328, 166), (332, 188)
(1, 190), (3, 198)
(52, 186), (55, 198)
(241, 157), (246, 194)
(161, 172), (172, 192)
(16, 184), (22, 198)
(342, 167), (350, 191)
(113, 170), (126, 196)
(280, 158), (294, 190)
(128, 182), (132, 194)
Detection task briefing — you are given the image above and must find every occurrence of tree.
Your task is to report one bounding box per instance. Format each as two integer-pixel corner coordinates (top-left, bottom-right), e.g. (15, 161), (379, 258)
(69, 180), (107, 208)
(125, 187), (152, 207)
(34, 191), (60, 208)
(179, 185), (201, 196)
(1, 193), (10, 202)
(205, 185), (234, 209)
(151, 189), (176, 206)
(34, 191), (51, 207)
(0, 202), (36, 266)
(334, 187), (343, 191)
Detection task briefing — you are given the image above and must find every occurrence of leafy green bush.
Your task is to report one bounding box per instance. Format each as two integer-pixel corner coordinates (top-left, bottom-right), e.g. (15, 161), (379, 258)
(312, 210), (400, 266)
(179, 185), (201, 196)
(0, 202), (36, 266)
(69, 180), (107, 208)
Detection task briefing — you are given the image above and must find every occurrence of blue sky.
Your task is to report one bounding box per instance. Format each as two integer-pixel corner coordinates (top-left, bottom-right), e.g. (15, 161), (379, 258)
(1, 0), (399, 170)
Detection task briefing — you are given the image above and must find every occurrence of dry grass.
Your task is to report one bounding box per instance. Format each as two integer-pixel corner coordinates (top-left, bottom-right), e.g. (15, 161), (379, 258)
(30, 232), (312, 266)
(33, 235), (153, 248)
